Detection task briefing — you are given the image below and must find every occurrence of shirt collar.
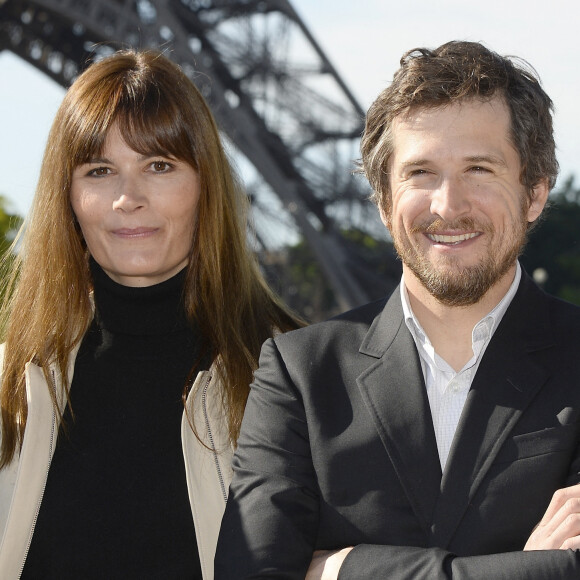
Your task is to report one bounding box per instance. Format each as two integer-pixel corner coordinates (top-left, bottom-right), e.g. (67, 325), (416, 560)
(401, 261), (522, 350)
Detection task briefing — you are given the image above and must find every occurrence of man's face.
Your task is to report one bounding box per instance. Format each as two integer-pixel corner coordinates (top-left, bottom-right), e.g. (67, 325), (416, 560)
(384, 97), (548, 306)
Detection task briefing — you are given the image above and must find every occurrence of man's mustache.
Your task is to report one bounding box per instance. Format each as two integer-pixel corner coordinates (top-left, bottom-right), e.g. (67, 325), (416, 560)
(410, 217), (491, 234)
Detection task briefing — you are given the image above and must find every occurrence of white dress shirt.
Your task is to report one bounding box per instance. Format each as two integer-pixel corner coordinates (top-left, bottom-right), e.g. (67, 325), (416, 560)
(401, 262), (521, 470)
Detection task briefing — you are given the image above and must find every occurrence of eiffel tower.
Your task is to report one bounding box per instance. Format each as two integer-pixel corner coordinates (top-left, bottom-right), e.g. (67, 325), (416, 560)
(0, 0), (398, 318)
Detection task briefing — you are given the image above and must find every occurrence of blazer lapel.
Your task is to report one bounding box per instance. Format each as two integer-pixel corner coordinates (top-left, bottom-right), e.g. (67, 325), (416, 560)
(430, 273), (554, 547)
(357, 289), (442, 533)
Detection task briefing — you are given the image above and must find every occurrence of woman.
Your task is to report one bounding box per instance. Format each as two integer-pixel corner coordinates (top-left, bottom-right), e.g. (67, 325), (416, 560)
(0, 49), (302, 578)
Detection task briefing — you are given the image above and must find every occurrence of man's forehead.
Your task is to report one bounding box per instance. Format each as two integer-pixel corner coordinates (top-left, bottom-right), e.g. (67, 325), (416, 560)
(385, 97), (522, 178)
(393, 96), (510, 129)
(391, 98), (513, 154)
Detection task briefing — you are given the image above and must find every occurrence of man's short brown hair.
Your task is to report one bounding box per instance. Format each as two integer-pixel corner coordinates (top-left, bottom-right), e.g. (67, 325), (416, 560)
(360, 41), (558, 217)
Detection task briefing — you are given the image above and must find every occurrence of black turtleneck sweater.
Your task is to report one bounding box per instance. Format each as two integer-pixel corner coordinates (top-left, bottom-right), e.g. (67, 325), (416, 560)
(22, 263), (205, 579)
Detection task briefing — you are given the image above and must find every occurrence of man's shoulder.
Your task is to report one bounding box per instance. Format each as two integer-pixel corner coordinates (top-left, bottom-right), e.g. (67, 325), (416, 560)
(545, 291), (580, 313)
(274, 294), (392, 353)
(543, 291), (580, 333)
(513, 274), (580, 348)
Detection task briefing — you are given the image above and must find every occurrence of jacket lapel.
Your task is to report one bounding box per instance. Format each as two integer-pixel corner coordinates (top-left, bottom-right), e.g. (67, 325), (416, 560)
(430, 273), (554, 547)
(0, 342), (80, 576)
(0, 362), (57, 577)
(357, 289), (442, 533)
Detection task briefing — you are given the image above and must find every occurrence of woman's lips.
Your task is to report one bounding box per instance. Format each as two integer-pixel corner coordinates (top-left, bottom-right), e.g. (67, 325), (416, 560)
(112, 227), (159, 238)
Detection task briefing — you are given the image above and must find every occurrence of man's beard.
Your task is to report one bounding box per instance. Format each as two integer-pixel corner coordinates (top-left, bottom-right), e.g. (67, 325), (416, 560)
(392, 215), (528, 307)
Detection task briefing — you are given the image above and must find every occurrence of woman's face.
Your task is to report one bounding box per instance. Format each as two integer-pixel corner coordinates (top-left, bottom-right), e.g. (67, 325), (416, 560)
(70, 125), (201, 287)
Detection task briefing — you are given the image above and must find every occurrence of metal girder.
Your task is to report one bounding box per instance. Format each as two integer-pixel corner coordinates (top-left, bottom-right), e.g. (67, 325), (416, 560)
(0, 0), (395, 311)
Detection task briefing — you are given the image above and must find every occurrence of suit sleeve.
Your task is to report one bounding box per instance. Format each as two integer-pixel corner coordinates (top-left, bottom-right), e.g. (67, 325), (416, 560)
(215, 338), (319, 579)
(338, 545), (580, 579)
(215, 339), (580, 579)
(341, 429), (580, 580)
(565, 439), (580, 487)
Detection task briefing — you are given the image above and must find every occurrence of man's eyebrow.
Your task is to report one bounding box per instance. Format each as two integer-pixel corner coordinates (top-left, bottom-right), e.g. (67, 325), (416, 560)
(464, 154), (507, 167)
(398, 155), (508, 169)
(399, 159), (430, 169)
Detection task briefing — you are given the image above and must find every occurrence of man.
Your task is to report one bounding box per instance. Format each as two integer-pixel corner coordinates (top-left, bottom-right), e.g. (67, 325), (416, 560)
(215, 41), (580, 579)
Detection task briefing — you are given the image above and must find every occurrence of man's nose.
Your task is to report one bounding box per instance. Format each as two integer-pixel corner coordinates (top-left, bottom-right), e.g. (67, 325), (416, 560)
(429, 177), (471, 221)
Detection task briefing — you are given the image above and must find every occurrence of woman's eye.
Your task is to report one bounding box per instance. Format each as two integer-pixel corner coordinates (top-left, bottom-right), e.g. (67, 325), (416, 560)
(152, 160), (171, 172)
(87, 167), (111, 177)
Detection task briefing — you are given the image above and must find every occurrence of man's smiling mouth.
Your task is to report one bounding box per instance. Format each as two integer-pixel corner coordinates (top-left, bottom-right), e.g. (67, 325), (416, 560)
(427, 232), (481, 244)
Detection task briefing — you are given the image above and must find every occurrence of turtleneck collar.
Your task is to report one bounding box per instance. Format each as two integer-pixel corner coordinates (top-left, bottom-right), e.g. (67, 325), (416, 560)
(90, 259), (190, 337)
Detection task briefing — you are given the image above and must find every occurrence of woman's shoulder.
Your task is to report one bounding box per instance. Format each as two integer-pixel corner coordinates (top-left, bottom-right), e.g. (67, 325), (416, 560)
(185, 364), (232, 456)
(188, 364), (228, 427)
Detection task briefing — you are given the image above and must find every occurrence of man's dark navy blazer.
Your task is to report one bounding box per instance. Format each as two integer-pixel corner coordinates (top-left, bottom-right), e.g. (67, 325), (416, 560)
(216, 270), (580, 579)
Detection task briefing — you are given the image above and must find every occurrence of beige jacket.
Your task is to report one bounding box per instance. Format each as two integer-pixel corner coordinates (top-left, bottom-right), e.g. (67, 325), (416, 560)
(0, 344), (233, 579)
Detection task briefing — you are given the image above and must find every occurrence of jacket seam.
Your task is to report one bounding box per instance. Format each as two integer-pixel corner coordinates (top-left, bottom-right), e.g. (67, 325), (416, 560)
(202, 374), (228, 503)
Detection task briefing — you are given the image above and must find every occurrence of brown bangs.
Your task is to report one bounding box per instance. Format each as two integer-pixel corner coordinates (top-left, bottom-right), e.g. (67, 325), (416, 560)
(114, 100), (199, 169)
(66, 61), (199, 171)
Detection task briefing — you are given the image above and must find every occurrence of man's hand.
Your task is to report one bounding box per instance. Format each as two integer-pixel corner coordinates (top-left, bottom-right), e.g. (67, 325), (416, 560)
(305, 548), (354, 580)
(524, 483), (580, 550)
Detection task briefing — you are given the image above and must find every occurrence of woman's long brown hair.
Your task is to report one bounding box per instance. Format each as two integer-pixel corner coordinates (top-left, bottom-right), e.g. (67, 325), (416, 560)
(0, 49), (303, 467)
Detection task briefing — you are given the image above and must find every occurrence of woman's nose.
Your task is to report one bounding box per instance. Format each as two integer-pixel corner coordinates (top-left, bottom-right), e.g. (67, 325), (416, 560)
(112, 178), (147, 212)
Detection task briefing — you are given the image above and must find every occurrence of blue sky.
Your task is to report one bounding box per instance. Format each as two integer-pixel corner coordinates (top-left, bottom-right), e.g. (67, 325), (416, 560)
(0, 0), (578, 217)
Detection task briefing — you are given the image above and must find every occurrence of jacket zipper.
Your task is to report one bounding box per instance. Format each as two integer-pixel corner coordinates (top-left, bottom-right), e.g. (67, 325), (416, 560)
(17, 369), (57, 578)
(201, 374), (228, 503)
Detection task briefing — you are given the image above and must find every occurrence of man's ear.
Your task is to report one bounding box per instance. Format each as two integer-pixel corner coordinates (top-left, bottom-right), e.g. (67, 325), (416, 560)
(378, 205), (391, 230)
(527, 179), (550, 223)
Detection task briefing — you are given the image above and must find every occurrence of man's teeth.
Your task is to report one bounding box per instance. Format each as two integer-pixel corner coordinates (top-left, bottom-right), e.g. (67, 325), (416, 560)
(427, 232), (479, 244)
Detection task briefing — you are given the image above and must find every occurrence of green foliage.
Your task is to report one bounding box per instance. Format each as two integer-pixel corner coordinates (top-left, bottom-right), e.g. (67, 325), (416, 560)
(0, 195), (23, 306)
(340, 228), (401, 285)
(261, 240), (339, 322)
(0, 197), (22, 252)
(262, 228), (400, 322)
(521, 176), (580, 304)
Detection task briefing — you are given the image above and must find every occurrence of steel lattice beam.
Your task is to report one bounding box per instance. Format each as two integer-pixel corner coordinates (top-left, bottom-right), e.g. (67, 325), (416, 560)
(0, 0), (396, 311)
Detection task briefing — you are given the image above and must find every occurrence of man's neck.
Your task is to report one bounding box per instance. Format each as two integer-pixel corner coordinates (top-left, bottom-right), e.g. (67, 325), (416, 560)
(403, 263), (518, 372)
